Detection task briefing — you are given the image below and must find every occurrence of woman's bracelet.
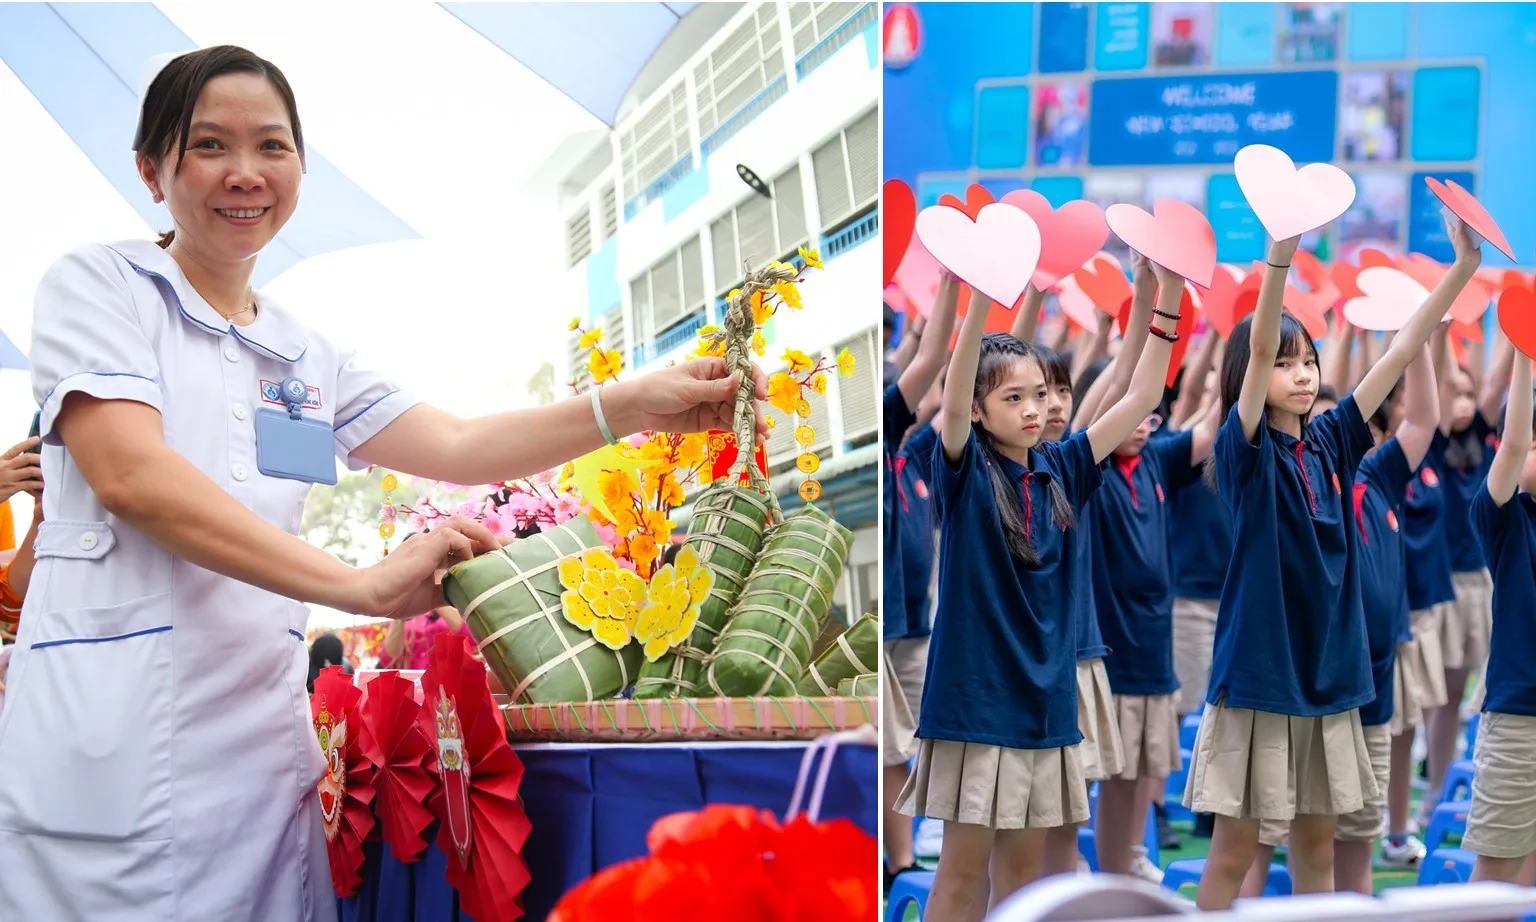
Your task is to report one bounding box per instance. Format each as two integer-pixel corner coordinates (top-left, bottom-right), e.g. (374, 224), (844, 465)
(1148, 323), (1180, 344)
(590, 386), (618, 446)
(1152, 308), (1181, 321)
(1267, 260), (1292, 270)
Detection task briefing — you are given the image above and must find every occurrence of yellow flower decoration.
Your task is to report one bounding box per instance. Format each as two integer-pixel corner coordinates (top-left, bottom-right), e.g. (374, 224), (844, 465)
(837, 347), (856, 376)
(597, 468), (639, 515)
(568, 317), (581, 331)
(768, 372), (801, 415)
(750, 330), (766, 357)
(629, 534), (661, 570)
(751, 290), (773, 326)
(557, 548), (647, 650)
(773, 279), (803, 310)
(811, 373), (828, 394)
(678, 433), (708, 469)
(766, 417), (777, 429)
(578, 328), (604, 350)
(635, 546), (715, 662)
(588, 348), (622, 384)
(699, 324), (719, 336)
(782, 349), (814, 375)
(798, 246), (824, 270)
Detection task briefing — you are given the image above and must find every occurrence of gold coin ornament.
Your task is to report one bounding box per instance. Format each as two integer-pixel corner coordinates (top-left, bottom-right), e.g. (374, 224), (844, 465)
(379, 522), (396, 539)
(796, 452), (821, 474)
(795, 424), (816, 447)
(799, 479), (822, 502)
(381, 474), (398, 493)
(795, 398), (811, 418)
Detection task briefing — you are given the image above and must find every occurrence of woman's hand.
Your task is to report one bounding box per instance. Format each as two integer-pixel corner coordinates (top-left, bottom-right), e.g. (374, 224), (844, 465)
(1151, 260), (1184, 293)
(1131, 251), (1157, 293)
(353, 516), (502, 619)
(0, 439), (42, 504)
(616, 357), (770, 442)
(1448, 215), (1483, 269)
(1268, 236), (1301, 265)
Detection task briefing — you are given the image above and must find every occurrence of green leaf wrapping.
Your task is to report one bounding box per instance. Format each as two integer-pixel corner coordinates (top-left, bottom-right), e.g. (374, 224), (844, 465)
(797, 613), (879, 696)
(836, 674), (880, 697)
(706, 504), (854, 697)
(441, 517), (642, 704)
(633, 485), (772, 699)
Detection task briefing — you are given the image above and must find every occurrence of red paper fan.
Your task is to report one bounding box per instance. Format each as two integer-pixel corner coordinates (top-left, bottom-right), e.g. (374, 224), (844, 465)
(311, 666), (377, 898)
(420, 634), (533, 922)
(356, 670), (436, 862)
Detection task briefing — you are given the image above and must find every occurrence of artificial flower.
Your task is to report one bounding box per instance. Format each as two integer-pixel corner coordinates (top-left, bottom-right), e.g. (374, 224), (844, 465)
(568, 317), (581, 331)
(579, 328), (604, 350)
(767, 373), (801, 415)
(634, 546), (713, 661)
(773, 279), (803, 310)
(677, 433), (708, 470)
(837, 347), (856, 376)
(798, 245), (823, 270)
(811, 373), (828, 395)
(597, 468), (639, 514)
(557, 549), (646, 649)
(782, 349), (814, 375)
(629, 534), (661, 572)
(588, 348), (623, 384)
(750, 330), (766, 357)
(751, 290), (773, 326)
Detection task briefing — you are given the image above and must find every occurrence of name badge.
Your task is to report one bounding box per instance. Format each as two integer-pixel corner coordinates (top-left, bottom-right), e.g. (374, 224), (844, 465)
(254, 376), (337, 485)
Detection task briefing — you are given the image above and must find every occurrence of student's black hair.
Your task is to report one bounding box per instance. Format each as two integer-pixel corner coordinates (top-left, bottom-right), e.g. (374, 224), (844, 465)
(1037, 345), (1073, 391)
(972, 333), (1075, 568)
(1072, 357), (1111, 417)
(1206, 311), (1319, 491)
(884, 303), (897, 328)
(1315, 384), (1339, 406)
(1443, 365), (1487, 470)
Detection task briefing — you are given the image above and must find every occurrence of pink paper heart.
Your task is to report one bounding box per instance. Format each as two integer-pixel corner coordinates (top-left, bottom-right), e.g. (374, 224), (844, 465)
(914, 203), (1041, 309)
(1234, 144), (1356, 241)
(892, 236), (943, 318)
(1000, 190), (1109, 290)
(1343, 267), (1428, 332)
(1105, 200), (1216, 288)
(1055, 275), (1101, 330)
(1398, 253), (1492, 325)
(1426, 178), (1515, 262)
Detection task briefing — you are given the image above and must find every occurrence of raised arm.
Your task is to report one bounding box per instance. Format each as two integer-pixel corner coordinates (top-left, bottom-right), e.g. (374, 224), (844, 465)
(1354, 221), (1480, 421)
(1480, 328), (1517, 426)
(891, 313), (924, 372)
(1086, 265), (1183, 463)
(896, 273), (960, 411)
(1237, 237), (1301, 440)
(941, 287), (993, 462)
(1169, 331), (1221, 429)
(1184, 392), (1222, 465)
(1485, 356), (1532, 506)
(1009, 286), (1047, 345)
(1089, 255), (1159, 427)
(1071, 312), (1114, 385)
(1396, 344), (1441, 471)
(1433, 325), (1459, 436)
(1322, 317), (1356, 397)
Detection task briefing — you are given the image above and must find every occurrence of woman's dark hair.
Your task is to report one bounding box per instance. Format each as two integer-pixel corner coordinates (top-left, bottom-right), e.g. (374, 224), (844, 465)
(1206, 311), (1319, 491)
(1037, 345), (1072, 392)
(134, 45), (305, 249)
(972, 333), (1075, 568)
(1073, 357), (1110, 414)
(1315, 384), (1339, 406)
(307, 632), (344, 694)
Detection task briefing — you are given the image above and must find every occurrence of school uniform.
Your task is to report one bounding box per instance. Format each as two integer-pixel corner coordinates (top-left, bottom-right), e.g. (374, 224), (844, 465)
(1168, 478), (1233, 715)
(881, 385), (920, 767)
(1393, 463), (1456, 734)
(1073, 509), (1124, 781)
(1432, 418), (1498, 672)
(1088, 430), (1200, 781)
(1464, 486), (1536, 860)
(0, 241), (418, 920)
(884, 420), (938, 768)
(1185, 399), (1377, 822)
(895, 428), (1101, 829)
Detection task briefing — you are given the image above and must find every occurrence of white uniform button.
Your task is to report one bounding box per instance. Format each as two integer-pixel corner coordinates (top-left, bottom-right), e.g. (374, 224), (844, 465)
(224, 346), (239, 363)
(233, 403), (248, 421)
(232, 464), (248, 482)
(78, 532), (98, 551)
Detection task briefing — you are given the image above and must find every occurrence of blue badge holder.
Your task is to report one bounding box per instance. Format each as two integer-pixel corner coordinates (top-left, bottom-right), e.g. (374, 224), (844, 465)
(254, 376), (337, 485)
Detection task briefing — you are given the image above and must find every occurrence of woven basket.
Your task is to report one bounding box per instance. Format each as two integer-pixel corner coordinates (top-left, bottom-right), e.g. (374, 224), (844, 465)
(706, 504), (853, 697)
(797, 613), (879, 696)
(441, 517), (642, 705)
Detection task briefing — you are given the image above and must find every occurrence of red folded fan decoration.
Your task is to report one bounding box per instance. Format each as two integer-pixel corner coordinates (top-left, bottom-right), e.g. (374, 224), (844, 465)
(549, 805), (877, 922)
(419, 634), (533, 922)
(311, 667), (377, 898)
(356, 670), (436, 862)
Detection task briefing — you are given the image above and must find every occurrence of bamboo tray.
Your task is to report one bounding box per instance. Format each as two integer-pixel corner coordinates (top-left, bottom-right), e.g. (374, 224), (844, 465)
(495, 695), (878, 743)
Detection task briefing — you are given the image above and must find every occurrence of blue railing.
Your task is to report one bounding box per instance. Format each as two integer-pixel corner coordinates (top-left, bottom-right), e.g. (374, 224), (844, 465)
(822, 208), (878, 262)
(701, 75), (789, 160)
(794, 3), (877, 80)
(632, 310), (708, 366)
(622, 152), (696, 221)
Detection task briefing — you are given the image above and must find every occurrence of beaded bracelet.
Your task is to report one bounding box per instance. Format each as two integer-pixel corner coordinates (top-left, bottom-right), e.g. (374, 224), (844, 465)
(1148, 323), (1180, 344)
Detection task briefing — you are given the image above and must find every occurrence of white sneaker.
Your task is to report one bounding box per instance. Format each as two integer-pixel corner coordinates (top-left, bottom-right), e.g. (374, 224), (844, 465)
(1077, 856), (1091, 874)
(1129, 846), (1163, 884)
(1380, 834), (1428, 870)
(913, 818), (944, 859)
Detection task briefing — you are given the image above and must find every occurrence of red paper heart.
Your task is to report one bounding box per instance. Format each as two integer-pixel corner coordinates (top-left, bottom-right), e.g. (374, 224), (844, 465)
(1000, 190), (1109, 289)
(938, 193), (966, 213)
(1426, 177), (1516, 261)
(1358, 248), (1397, 269)
(1233, 269), (1263, 326)
(1331, 262), (1363, 302)
(1073, 254), (1132, 317)
(1202, 265), (1244, 339)
(1398, 253), (1492, 324)
(1165, 289), (1199, 389)
(965, 183), (995, 218)
(1498, 285), (1536, 359)
(882, 180), (916, 288)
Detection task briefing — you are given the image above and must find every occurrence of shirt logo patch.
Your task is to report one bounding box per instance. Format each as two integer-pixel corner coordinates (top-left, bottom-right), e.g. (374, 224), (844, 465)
(915, 479), (929, 499)
(1155, 483), (1165, 503)
(1421, 467), (1440, 488)
(1386, 509), (1400, 532)
(260, 379), (322, 410)
(1332, 472), (1342, 494)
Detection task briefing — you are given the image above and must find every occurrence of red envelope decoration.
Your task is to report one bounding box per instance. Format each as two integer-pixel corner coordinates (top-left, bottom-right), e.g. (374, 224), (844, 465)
(1498, 284), (1536, 360)
(1398, 253), (1492, 324)
(882, 180), (916, 287)
(357, 670), (437, 863)
(1234, 144), (1356, 241)
(1343, 267), (1427, 332)
(311, 666), (376, 898)
(421, 634), (533, 922)
(1426, 177), (1515, 261)
(1073, 252), (1132, 318)
(1000, 190), (1110, 289)
(1202, 265), (1245, 339)
(914, 203), (1041, 310)
(707, 430), (769, 484)
(1105, 200), (1217, 288)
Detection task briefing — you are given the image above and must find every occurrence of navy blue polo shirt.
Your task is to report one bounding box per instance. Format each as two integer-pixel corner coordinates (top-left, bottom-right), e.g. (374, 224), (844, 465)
(1471, 488), (1536, 717)
(1170, 479), (1234, 600)
(1208, 398), (1375, 716)
(922, 428), (1102, 749)
(1401, 460), (1458, 611)
(882, 385), (917, 641)
(894, 423), (939, 639)
(1088, 430), (1199, 696)
(1354, 440), (1414, 727)
(1433, 414), (1499, 574)
(1074, 509), (1108, 661)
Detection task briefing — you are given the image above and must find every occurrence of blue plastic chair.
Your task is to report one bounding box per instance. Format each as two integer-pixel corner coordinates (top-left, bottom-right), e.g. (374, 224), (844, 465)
(886, 870), (934, 922)
(1162, 858), (1291, 896)
(1180, 713), (1201, 751)
(1441, 759), (1476, 804)
(1424, 801), (1471, 852)
(1078, 809), (1159, 870)
(1466, 713), (1481, 756)
(1418, 847), (1476, 885)
(1164, 748), (1195, 823)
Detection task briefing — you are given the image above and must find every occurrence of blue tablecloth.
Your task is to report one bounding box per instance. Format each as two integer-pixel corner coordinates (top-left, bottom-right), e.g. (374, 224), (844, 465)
(339, 741), (877, 922)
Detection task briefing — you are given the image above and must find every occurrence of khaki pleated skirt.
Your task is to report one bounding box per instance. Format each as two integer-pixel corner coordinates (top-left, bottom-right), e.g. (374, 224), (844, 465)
(1391, 604), (1451, 735)
(1183, 701), (1378, 819)
(882, 639), (928, 767)
(1464, 712), (1536, 859)
(1077, 658), (1125, 781)
(895, 738), (1091, 829)
(1443, 569), (1494, 671)
(1113, 692), (1183, 780)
